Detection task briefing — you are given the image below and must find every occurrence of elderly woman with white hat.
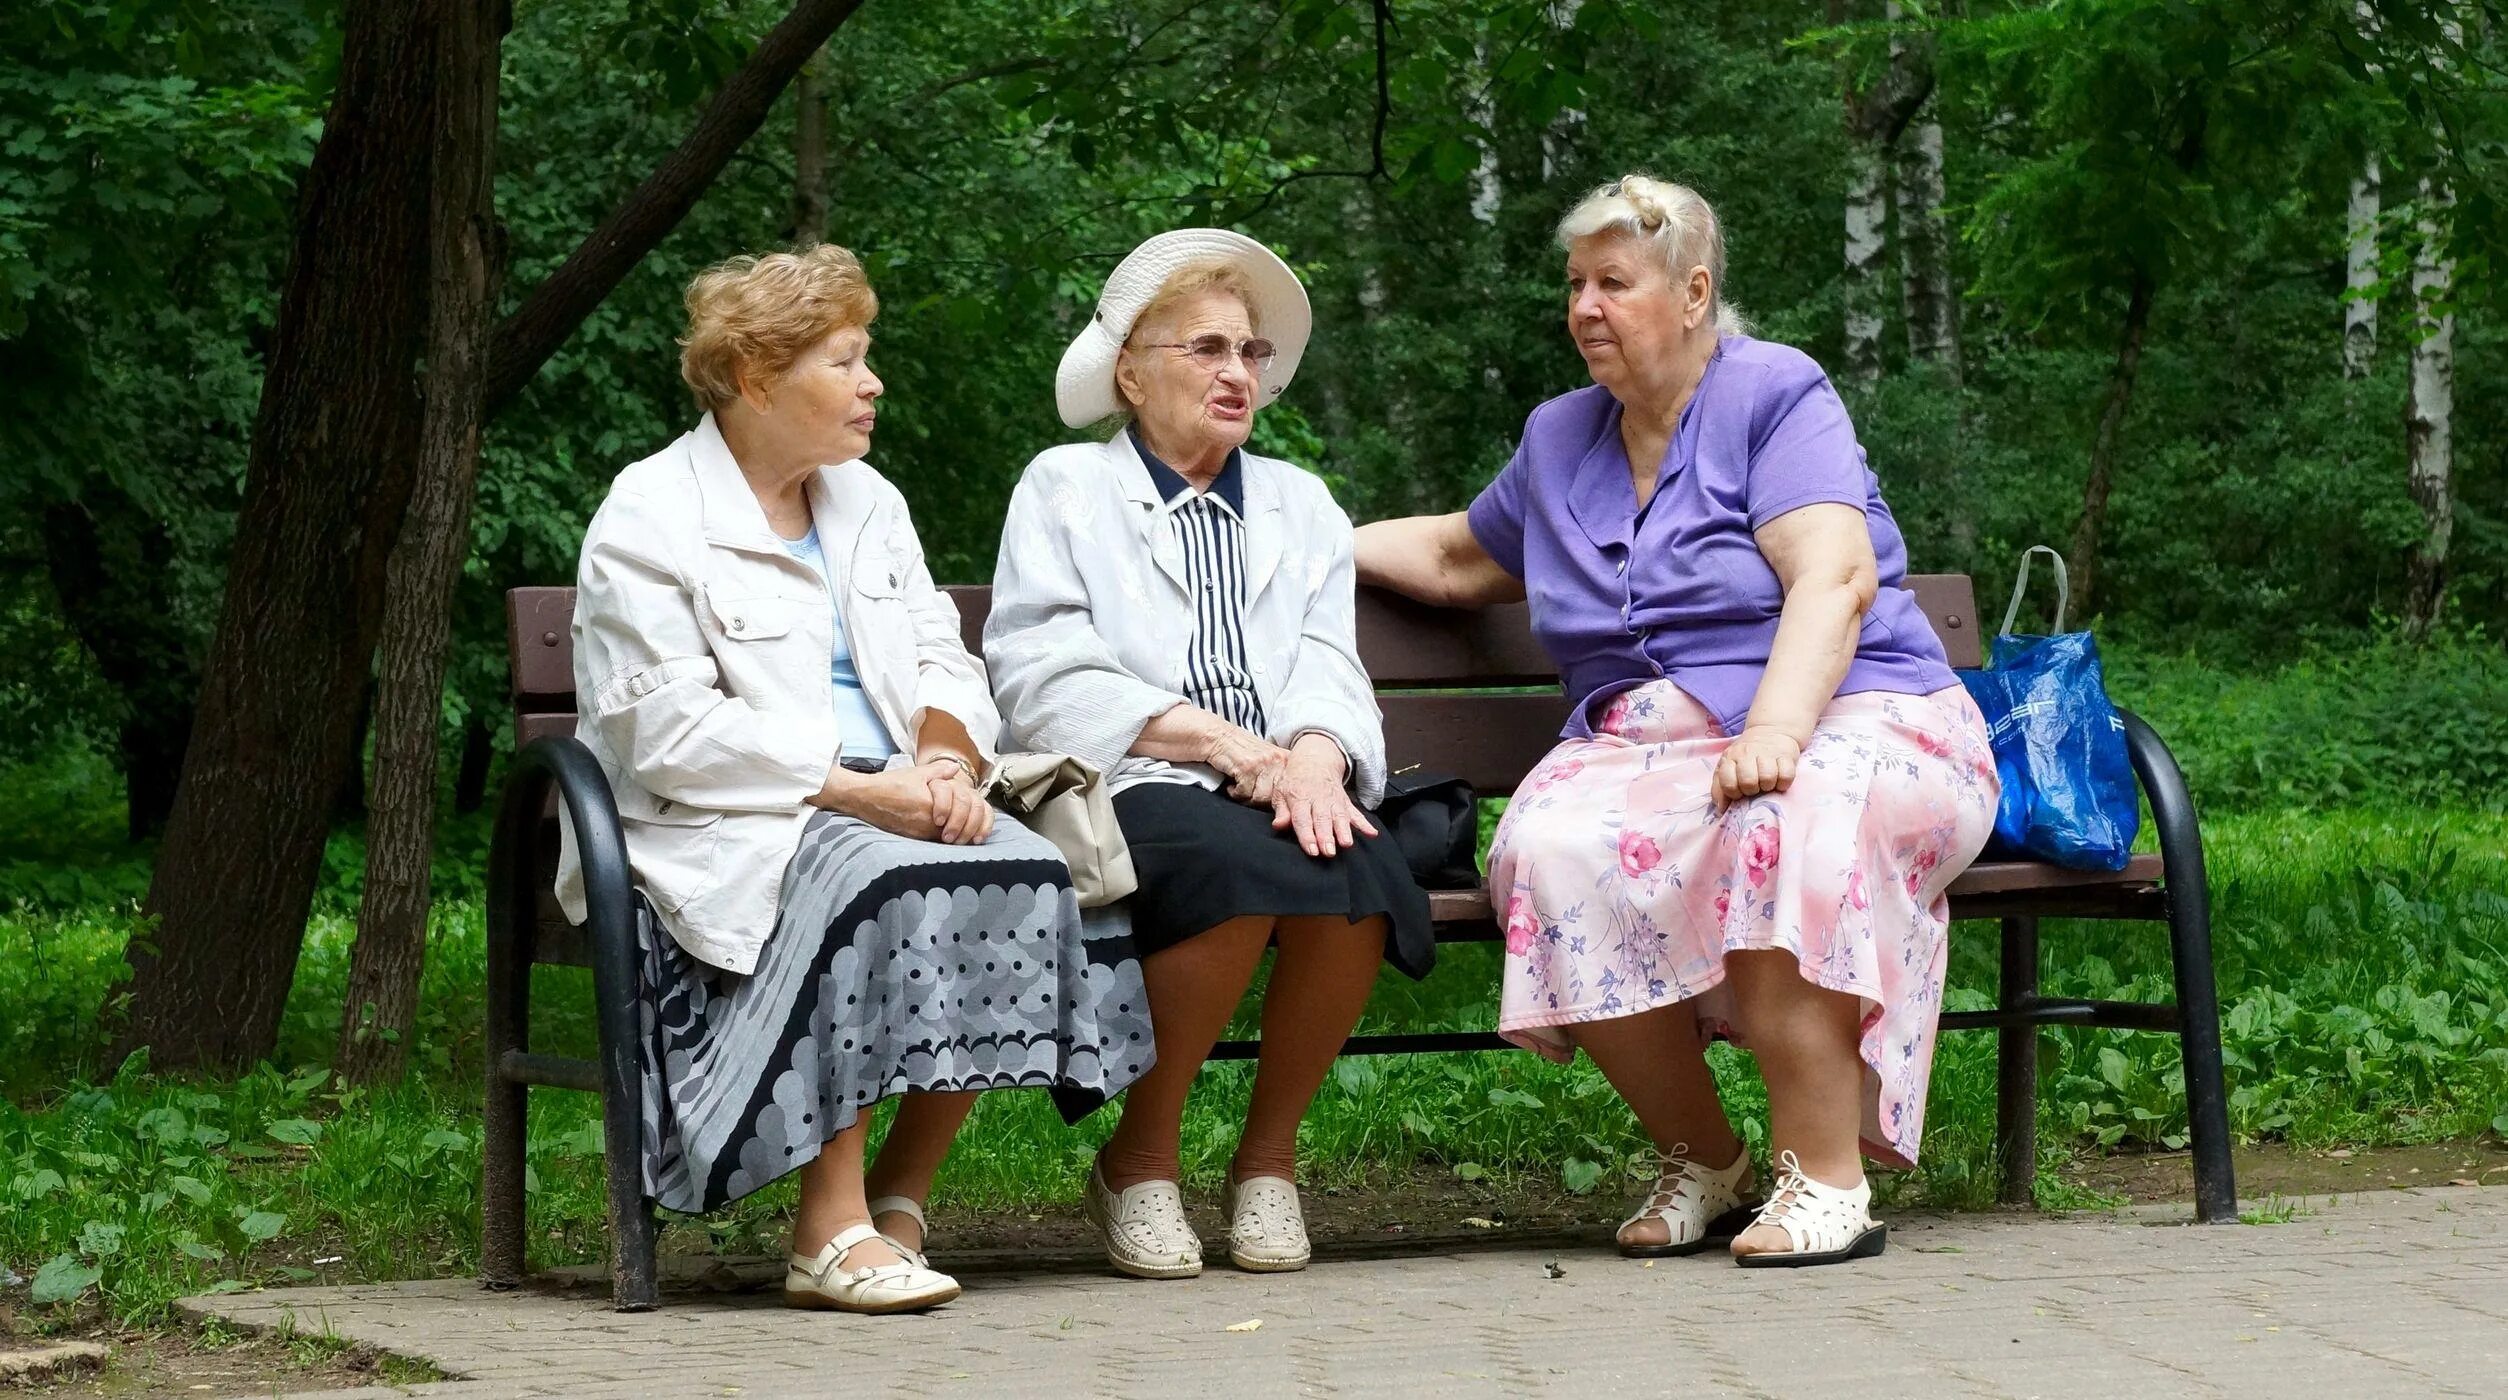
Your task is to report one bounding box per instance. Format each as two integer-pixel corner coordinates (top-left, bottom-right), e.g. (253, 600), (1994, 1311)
(987, 230), (1433, 1280)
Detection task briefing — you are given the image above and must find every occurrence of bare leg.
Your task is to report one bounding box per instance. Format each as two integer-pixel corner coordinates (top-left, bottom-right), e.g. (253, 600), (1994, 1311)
(1231, 915), (1388, 1183)
(1566, 1004), (1746, 1248)
(864, 1090), (979, 1252)
(791, 1117), (903, 1267)
(1722, 949), (1870, 1255)
(1099, 915), (1275, 1190)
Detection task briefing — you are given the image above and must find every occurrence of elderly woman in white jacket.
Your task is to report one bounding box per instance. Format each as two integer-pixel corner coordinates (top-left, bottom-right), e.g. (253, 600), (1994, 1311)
(561, 245), (1149, 1315)
(988, 230), (1433, 1281)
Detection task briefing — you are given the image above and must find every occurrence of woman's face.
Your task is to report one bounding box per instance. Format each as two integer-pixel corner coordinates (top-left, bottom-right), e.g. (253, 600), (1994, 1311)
(1116, 289), (1260, 459)
(751, 324), (883, 465)
(1564, 233), (1695, 396)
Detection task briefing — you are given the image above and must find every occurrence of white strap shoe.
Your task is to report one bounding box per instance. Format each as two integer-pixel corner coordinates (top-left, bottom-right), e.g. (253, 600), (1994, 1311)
(1084, 1159), (1203, 1279)
(1731, 1150), (1887, 1268)
(1222, 1175), (1311, 1272)
(1617, 1143), (1761, 1258)
(867, 1194), (929, 1267)
(784, 1222), (961, 1313)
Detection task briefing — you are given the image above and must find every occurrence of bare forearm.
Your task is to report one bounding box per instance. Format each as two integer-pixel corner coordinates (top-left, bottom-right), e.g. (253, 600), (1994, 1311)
(1130, 702), (1231, 764)
(1741, 581), (1866, 745)
(1354, 513), (1523, 608)
(913, 709), (983, 782)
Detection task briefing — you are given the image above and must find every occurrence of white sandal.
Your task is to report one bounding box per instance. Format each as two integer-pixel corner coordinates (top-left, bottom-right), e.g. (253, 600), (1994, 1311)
(784, 1222), (961, 1312)
(1616, 1143), (1760, 1258)
(1222, 1175), (1311, 1272)
(1084, 1159), (1203, 1279)
(867, 1194), (929, 1267)
(1731, 1150), (1887, 1269)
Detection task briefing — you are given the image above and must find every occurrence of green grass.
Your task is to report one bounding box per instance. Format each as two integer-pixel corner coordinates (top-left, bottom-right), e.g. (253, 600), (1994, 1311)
(6, 804), (2504, 1327)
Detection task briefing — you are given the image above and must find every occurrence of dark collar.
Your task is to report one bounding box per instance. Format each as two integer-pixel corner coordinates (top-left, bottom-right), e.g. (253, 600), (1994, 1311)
(1129, 426), (1245, 517)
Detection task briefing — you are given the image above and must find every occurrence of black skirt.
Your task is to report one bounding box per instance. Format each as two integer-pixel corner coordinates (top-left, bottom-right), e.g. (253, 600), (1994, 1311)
(1111, 781), (1435, 980)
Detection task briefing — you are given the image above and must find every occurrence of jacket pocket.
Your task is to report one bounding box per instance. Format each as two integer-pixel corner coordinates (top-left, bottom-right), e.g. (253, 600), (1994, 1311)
(703, 592), (798, 642)
(614, 786), (725, 915)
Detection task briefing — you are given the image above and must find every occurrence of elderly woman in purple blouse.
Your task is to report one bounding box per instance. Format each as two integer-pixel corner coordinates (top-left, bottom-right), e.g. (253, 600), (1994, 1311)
(1356, 175), (1997, 1268)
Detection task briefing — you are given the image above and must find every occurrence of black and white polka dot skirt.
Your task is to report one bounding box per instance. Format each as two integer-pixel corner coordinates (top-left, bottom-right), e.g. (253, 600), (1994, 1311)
(635, 809), (1153, 1216)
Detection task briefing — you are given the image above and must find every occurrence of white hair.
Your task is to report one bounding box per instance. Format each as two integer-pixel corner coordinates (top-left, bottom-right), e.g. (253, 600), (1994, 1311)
(1556, 174), (1748, 336)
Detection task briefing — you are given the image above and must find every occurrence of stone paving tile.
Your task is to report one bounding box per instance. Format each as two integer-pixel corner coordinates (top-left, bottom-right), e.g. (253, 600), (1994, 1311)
(175, 1186), (2508, 1400)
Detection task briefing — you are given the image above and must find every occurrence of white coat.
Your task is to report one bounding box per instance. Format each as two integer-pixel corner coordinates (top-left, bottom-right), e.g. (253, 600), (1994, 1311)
(555, 415), (998, 974)
(985, 433), (1386, 806)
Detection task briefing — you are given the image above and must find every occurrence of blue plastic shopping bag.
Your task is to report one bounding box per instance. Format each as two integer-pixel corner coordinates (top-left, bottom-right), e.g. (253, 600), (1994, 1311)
(1954, 547), (2139, 870)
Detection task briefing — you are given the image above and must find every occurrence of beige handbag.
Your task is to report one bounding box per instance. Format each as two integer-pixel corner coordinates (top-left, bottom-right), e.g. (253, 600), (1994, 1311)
(982, 752), (1139, 908)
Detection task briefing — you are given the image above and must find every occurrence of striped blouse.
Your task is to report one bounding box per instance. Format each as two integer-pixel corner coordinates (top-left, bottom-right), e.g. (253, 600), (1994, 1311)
(1132, 429), (1266, 734)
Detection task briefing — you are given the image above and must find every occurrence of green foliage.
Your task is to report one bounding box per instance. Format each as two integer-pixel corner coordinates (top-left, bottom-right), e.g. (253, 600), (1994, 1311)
(2112, 634), (2508, 812)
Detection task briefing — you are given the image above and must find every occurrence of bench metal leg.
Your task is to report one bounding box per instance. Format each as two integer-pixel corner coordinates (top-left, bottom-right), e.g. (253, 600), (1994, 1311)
(480, 923), (530, 1289)
(594, 904), (659, 1311)
(1995, 916), (2040, 1207)
(481, 768), (538, 1291)
(2121, 710), (2237, 1223)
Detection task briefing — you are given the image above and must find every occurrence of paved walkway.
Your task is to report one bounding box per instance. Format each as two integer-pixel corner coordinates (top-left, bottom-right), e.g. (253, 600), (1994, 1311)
(185, 1186), (2507, 1399)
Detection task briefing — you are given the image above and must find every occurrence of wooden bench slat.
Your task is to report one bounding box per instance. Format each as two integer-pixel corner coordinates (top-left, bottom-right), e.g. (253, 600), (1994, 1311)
(1378, 692), (1573, 792)
(508, 586), (577, 707)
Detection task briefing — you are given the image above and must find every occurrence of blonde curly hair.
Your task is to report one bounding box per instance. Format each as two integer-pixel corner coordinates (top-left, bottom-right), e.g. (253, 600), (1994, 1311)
(678, 244), (880, 411)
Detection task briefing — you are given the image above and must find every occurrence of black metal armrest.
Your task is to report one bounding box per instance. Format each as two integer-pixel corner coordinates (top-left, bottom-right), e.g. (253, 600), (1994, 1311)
(486, 736), (635, 956)
(2115, 707), (2207, 909)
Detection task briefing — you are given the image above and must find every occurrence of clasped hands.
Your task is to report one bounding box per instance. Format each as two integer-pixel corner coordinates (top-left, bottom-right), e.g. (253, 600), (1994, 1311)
(814, 756), (994, 845)
(1206, 728), (1377, 858)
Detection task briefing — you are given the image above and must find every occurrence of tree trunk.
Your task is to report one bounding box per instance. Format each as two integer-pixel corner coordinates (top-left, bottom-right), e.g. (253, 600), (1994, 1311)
(1890, 5), (1958, 379)
(337, 0), (510, 1086)
(40, 493), (198, 841)
(1835, 0), (1933, 389)
(120, 0), (875, 1073)
(792, 51), (828, 244)
(118, 0), (445, 1072)
(2344, 153), (2381, 379)
(1842, 139), (1889, 388)
(2070, 271), (2154, 616)
(2402, 173), (2454, 639)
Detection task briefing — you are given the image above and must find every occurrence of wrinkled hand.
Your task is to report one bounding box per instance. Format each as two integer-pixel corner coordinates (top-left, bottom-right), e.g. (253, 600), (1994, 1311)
(922, 763), (994, 845)
(1713, 727), (1802, 806)
(820, 759), (992, 844)
(1269, 735), (1379, 858)
(1206, 725), (1291, 806)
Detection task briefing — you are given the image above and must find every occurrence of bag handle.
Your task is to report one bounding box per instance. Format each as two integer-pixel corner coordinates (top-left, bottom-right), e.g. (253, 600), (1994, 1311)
(1997, 545), (2071, 637)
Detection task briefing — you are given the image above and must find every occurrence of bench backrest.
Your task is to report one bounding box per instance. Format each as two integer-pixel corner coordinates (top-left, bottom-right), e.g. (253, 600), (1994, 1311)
(506, 576), (1983, 793)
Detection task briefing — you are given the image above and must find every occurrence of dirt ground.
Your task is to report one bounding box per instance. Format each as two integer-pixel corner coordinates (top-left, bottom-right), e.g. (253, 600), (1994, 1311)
(11, 1138), (2505, 1398)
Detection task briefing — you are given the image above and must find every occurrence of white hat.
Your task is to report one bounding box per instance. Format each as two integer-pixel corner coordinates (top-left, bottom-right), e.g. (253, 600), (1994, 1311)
(1054, 229), (1312, 429)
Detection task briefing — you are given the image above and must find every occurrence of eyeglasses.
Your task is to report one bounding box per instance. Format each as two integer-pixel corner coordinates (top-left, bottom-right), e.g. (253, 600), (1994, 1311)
(1136, 333), (1277, 376)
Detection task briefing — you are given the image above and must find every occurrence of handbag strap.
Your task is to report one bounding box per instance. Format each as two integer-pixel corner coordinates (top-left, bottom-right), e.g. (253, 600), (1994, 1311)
(1997, 545), (2071, 637)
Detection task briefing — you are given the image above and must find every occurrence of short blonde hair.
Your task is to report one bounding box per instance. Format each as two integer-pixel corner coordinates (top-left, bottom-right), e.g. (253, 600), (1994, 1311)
(678, 244), (879, 410)
(1127, 259), (1264, 345)
(1556, 174), (1747, 336)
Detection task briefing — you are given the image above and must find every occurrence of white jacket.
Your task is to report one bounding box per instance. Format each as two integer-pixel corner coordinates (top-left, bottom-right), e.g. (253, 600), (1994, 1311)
(556, 415), (998, 973)
(986, 434), (1386, 806)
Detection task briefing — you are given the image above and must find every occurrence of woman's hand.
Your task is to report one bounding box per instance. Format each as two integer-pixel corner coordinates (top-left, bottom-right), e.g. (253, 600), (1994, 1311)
(1714, 727), (1803, 806)
(1269, 735), (1379, 858)
(921, 763), (994, 845)
(1206, 725), (1291, 805)
(816, 759), (992, 843)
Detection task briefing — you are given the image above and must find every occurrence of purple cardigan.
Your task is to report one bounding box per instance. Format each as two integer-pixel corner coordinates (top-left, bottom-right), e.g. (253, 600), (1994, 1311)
(1467, 336), (1955, 739)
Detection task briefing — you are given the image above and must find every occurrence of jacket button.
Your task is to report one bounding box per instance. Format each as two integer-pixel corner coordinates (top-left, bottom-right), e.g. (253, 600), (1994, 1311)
(888, 573), (898, 588)
(656, 799), (673, 815)
(731, 616), (745, 629)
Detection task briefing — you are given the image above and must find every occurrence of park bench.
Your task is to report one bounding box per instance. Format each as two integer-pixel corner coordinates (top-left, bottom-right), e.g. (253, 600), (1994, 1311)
(483, 575), (2233, 1311)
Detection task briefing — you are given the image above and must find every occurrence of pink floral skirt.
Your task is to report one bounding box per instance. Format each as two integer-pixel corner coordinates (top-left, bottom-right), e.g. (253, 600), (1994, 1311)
(1487, 681), (1997, 1168)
